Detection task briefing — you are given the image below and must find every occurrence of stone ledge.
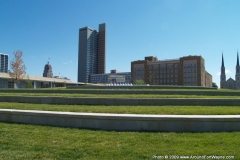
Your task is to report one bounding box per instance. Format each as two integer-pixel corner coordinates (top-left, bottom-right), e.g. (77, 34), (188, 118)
(1, 109), (240, 132)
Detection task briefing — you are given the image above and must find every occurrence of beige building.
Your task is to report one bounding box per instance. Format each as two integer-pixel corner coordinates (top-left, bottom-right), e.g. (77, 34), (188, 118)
(131, 55), (212, 87)
(0, 72), (80, 88)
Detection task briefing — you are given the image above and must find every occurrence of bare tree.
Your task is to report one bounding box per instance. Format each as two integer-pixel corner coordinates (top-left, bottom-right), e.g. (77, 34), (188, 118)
(9, 50), (26, 81)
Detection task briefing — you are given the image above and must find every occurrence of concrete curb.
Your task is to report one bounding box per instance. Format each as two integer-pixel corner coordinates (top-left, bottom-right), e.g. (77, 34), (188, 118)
(0, 96), (240, 106)
(1, 89), (237, 96)
(1, 109), (240, 132)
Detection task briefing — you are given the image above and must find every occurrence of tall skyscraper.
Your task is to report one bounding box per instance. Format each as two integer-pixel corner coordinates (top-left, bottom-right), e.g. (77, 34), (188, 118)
(78, 23), (106, 83)
(0, 53), (8, 73)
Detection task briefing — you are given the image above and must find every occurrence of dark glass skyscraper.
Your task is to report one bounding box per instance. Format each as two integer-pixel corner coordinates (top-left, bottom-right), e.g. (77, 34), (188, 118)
(78, 23), (106, 83)
(0, 53), (8, 73)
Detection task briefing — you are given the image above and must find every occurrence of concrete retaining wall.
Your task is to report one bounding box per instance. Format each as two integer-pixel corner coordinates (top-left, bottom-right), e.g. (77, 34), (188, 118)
(0, 89), (239, 96)
(67, 85), (216, 90)
(0, 96), (240, 106)
(1, 109), (240, 132)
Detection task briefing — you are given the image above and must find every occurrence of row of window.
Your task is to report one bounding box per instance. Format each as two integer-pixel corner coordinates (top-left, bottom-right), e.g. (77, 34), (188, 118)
(135, 76), (144, 80)
(184, 78), (197, 82)
(149, 64), (179, 69)
(134, 71), (144, 74)
(134, 66), (144, 70)
(184, 63), (197, 67)
(150, 69), (178, 74)
(134, 73), (178, 78)
(184, 73), (197, 77)
(153, 79), (178, 83)
(157, 74), (178, 78)
(184, 68), (197, 72)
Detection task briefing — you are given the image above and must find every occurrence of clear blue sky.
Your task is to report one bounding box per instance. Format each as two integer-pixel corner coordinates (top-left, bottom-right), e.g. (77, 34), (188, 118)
(1, 0), (240, 86)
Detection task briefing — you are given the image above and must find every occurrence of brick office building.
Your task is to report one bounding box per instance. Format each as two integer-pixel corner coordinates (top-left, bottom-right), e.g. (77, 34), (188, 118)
(131, 55), (212, 87)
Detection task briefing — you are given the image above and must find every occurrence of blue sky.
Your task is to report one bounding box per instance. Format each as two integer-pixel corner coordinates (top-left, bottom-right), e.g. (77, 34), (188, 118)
(1, 0), (240, 86)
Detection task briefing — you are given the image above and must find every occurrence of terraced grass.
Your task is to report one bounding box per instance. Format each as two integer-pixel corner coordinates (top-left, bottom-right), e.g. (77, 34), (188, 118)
(1, 102), (240, 115)
(0, 122), (239, 159)
(0, 92), (240, 98)
(1, 88), (239, 159)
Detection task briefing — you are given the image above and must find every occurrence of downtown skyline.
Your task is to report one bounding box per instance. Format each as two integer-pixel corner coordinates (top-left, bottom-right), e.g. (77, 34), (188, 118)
(1, 0), (240, 87)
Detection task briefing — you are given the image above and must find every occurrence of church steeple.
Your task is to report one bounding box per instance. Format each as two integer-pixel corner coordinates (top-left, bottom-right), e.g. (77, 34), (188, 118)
(236, 51), (240, 89)
(220, 52), (226, 88)
(222, 53), (225, 67)
(237, 51), (239, 67)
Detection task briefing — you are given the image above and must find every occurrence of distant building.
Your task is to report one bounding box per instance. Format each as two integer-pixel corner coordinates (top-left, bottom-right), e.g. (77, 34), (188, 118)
(43, 62), (53, 78)
(131, 55), (212, 87)
(89, 70), (131, 84)
(220, 52), (240, 89)
(0, 53), (8, 73)
(53, 76), (70, 80)
(78, 23), (106, 83)
(0, 72), (80, 89)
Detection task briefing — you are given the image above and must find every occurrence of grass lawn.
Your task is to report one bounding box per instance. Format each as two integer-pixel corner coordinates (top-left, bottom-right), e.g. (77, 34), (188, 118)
(1, 102), (240, 115)
(0, 122), (239, 159)
(0, 93), (239, 98)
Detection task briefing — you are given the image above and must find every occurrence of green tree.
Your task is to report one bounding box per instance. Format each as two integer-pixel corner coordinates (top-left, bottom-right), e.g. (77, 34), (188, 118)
(135, 79), (145, 85)
(25, 76), (33, 88)
(212, 82), (218, 88)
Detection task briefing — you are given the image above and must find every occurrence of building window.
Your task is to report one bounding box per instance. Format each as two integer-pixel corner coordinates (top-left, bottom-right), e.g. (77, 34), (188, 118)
(153, 65), (159, 69)
(167, 64), (173, 68)
(160, 64), (166, 68)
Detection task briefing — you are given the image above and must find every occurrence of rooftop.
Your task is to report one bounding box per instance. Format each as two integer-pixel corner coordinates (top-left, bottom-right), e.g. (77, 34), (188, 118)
(0, 72), (77, 84)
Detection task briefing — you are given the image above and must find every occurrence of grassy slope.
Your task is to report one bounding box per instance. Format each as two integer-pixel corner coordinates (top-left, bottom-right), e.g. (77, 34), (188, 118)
(0, 88), (239, 159)
(0, 122), (239, 160)
(1, 102), (240, 115)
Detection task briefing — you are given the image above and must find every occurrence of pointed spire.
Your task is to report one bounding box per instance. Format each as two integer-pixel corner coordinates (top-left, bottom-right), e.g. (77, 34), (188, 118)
(237, 51), (239, 67)
(222, 52), (225, 67)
